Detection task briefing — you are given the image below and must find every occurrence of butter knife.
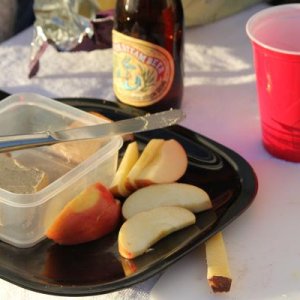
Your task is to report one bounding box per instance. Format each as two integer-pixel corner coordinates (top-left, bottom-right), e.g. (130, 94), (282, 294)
(0, 109), (185, 152)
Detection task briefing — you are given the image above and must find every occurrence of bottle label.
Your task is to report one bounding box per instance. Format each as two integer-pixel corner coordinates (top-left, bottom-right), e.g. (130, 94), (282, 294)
(113, 30), (174, 107)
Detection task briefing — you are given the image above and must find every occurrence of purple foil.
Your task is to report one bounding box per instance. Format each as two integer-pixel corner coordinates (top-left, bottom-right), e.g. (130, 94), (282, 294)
(29, 1), (114, 78)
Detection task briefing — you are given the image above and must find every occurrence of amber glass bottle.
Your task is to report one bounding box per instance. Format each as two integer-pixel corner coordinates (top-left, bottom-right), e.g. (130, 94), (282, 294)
(112, 0), (184, 112)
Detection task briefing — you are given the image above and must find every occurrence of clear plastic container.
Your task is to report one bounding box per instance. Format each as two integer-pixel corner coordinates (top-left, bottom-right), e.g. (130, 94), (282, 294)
(0, 93), (123, 247)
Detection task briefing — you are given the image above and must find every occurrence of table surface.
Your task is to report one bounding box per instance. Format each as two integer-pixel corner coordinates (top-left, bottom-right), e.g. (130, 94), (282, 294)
(1, 3), (300, 300)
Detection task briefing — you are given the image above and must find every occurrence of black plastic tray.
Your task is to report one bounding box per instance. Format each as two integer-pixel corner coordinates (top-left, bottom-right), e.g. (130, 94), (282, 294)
(0, 95), (258, 296)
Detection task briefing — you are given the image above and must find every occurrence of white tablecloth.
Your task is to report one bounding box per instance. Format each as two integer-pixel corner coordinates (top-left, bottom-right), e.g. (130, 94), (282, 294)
(1, 3), (300, 300)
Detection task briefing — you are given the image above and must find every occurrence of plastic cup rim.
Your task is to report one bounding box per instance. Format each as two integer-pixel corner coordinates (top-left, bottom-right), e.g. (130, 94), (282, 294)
(246, 3), (300, 56)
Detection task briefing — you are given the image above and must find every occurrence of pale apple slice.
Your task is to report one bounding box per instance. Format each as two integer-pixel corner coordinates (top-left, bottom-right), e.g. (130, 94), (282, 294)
(133, 139), (188, 188)
(46, 182), (121, 245)
(118, 206), (195, 259)
(205, 232), (232, 292)
(125, 139), (165, 190)
(122, 182), (212, 219)
(110, 141), (139, 197)
(126, 139), (188, 189)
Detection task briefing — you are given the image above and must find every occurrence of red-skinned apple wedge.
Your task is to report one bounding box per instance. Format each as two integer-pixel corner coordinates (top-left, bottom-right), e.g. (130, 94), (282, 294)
(126, 139), (188, 190)
(122, 182), (212, 219)
(110, 141), (139, 197)
(118, 206), (195, 259)
(46, 182), (121, 245)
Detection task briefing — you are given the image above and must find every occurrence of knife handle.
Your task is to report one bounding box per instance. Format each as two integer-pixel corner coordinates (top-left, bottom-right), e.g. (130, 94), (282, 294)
(0, 132), (57, 153)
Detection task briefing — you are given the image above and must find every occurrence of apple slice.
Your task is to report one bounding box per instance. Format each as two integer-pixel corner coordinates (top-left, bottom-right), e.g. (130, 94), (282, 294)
(205, 232), (232, 292)
(46, 182), (121, 245)
(125, 139), (165, 191)
(120, 258), (138, 276)
(133, 139), (188, 188)
(118, 206), (195, 259)
(126, 139), (188, 190)
(110, 141), (139, 197)
(122, 182), (212, 219)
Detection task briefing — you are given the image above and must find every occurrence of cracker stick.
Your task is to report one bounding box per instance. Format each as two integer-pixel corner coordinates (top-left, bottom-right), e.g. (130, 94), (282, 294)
(205, 231), (232, 292)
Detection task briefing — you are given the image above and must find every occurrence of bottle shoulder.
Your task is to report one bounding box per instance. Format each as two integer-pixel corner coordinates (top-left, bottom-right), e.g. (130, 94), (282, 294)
(114, 1), (183, 46)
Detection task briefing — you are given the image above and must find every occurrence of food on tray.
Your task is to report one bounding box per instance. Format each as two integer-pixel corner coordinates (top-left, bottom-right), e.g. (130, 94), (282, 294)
(51, 118), (103, 165)
(205, 232), (232, 292)
(88, 111), (112, 123)
(46, 135), (232, 294)
(120, 258), (138, 276)
(118, 206), (196, 259)
(51, 138), (103, 165)
(46, 182), (121, 245)
(110, 141), (139, 197)
(125, 139), (163, 191)
(126, 139), (188, 191)
(89, 111), (134, 142)
(122, 182), (212, 220)
(51, 111), (135, 165)
(0, 155), (48, 193)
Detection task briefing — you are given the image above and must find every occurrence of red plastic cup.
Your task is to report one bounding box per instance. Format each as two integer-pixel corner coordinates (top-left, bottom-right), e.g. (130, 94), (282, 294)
(246, 4), (300, 162)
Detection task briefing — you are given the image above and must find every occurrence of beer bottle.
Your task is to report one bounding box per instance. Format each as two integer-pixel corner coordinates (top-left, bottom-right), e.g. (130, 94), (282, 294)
(112, 0), (184, 112)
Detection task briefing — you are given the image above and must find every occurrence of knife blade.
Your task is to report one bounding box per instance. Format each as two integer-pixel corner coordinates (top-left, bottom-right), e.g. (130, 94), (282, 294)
(0, 109), (185, 152)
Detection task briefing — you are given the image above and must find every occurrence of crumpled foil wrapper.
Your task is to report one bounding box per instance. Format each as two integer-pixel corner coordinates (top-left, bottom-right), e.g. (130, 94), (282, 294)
(29, 0), (114, 78)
